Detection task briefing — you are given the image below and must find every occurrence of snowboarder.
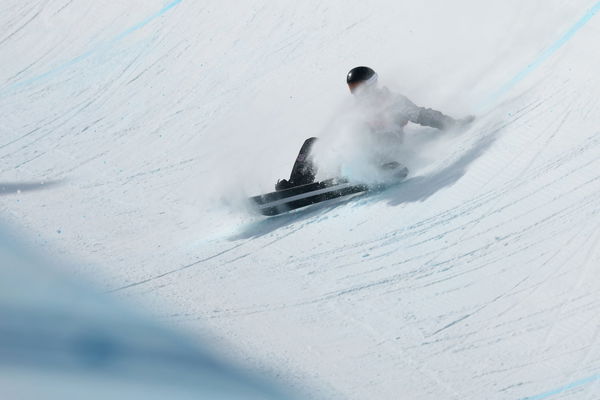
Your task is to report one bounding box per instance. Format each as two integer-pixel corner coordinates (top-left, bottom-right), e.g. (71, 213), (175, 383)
(275, 66), (473, 191)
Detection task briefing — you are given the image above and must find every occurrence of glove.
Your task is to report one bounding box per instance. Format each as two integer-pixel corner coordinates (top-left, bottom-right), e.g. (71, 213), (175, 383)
(457, 115), (475, 126)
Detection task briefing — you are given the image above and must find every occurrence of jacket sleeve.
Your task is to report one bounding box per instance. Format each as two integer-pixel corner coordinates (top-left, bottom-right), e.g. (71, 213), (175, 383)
(413, 107), (457, 130)
(398, 94), (456, 130)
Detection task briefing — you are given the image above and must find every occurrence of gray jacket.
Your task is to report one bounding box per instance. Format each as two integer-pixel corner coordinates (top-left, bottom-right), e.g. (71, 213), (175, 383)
(360, 87), (456, 133)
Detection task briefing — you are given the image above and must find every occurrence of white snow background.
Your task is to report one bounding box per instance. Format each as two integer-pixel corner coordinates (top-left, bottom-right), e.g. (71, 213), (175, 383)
(2, 1), (600, 399)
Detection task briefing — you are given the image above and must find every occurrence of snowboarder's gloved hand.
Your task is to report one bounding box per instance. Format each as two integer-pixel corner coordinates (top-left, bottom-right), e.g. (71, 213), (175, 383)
(446, 115), (476, 130)
(458, 115), (475, 126)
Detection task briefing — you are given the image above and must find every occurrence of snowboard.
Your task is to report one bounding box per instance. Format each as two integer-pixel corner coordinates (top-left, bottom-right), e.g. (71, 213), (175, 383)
(250, 163), (408, 216)
(250, 178), (371, 216)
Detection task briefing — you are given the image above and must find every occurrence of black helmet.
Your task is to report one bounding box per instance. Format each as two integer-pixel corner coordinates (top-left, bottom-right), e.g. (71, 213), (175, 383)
(347, 66), (377, 85)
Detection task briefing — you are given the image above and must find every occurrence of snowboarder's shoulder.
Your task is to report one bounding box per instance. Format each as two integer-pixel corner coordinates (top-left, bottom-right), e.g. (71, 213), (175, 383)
(380, 87), (415, 107)
(378, 86), (396, 100)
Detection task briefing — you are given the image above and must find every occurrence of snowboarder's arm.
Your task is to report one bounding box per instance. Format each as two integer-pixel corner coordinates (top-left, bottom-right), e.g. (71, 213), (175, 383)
(413, 107), (457, 130)
(397, 94), (473, 130)
(398, 95), (457, 129)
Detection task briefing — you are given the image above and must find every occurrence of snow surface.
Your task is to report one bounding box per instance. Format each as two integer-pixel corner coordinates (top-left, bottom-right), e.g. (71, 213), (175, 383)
(2, 0), (600, 398)
(0, 226), (289, 400)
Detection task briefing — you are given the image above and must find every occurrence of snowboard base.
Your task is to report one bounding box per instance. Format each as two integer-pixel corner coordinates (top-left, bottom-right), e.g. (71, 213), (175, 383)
(251, 175), (408, 216)
(250, 179), (368, 216)
(250, 165), (408, 216)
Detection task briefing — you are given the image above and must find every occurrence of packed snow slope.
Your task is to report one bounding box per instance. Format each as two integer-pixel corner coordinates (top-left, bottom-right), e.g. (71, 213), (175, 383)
(2, 1), (600, 399)
(0, 226), (290, 400)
